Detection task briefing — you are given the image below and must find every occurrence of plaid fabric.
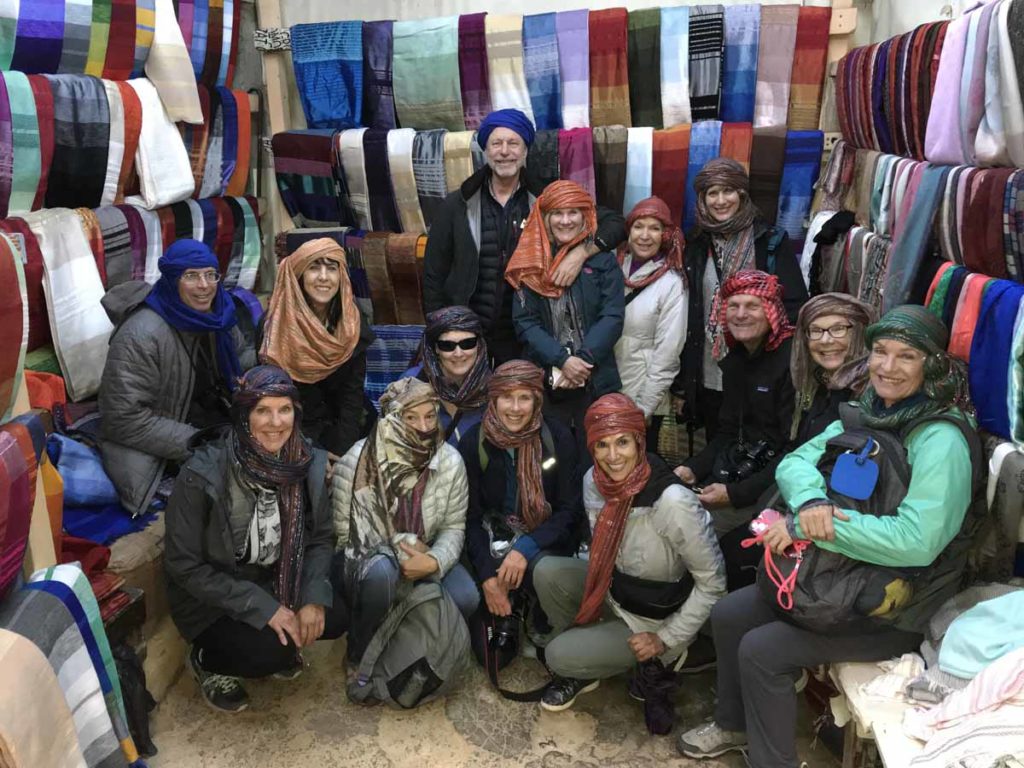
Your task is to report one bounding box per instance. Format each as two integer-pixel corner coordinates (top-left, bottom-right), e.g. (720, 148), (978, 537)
(386, 233), (426, 324)
(58, 0), (92, 75)
(45, 74), (110, 210)
(0, 235), (27, 422)
(720, 120), (753, 172)
(749, 125), (787, 226)
(362, 20), (397, 130)
(362, 232), (397, 324)
(387, 128), (425, 234)
(412, 128), (448, 231)
(592, 124), (627, 213)
(485, 15), (534, 123)
(131, 0), (156, 78)
(363, 128), (402, 232)
(556, 9), (590, 129)
(683, 119), (723, 230)
(85, 0), (112, 76)
(458, 13), (492, 130)
(721, 4), (760, 123)
(11, 0), (64, 74)
(291, 21), (363, 129)
(627, 8), (662, 128)
(660, 6), (691, 128)
(652, 125), (690, 224)
(688, 5), (724, 120)
(272, 129), (340, 227)
(754, 5), (799, 128)
(365, 324), (425, 412)
(623, 126), (653, 214)
(393, 17), (464, 131)
(558, 127), (596, 199)
(443, 130), (475, 194)
(588, 8), (631, 127)
(0, 218), (49, 350)
(523, 12), (563, 131)
(775, 129), (824, 253)
(527, 128), (561, 190)
(103, 0), (137, 79)
(788, 7), (831, 130)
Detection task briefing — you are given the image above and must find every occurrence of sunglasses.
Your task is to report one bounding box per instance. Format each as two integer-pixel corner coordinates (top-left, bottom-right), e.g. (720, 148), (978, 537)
(436, 337), (480, 353)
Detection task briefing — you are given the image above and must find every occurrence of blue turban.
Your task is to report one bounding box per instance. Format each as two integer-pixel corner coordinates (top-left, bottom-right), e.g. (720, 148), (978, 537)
(477, 109), (536, 149)
(144, 239), (243, 391)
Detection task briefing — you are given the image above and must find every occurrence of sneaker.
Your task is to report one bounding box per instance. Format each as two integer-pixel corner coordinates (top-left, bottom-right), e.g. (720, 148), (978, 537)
(539, 676), (600, 712)
(187, 645), (250, 713)
(272, 657), (304, 681)
(676, 721), (748, 758)
(676, 634), (717, 675)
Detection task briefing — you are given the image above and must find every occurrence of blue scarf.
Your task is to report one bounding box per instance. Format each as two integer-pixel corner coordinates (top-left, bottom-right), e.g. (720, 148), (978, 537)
(144, 239), (243, 391)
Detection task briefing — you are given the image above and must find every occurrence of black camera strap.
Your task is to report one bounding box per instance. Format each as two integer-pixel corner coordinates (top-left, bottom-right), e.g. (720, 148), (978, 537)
(475, 612), (549, 702)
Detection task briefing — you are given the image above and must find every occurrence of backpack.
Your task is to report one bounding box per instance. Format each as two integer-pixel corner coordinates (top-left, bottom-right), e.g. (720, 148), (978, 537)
(346, 581), (471, 708)
(755, 403), (986, 635)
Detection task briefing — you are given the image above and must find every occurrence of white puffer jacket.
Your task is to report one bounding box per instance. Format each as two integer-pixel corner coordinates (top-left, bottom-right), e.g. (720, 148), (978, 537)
(613, 256), (688, 418)
(331, 438), (468, 576)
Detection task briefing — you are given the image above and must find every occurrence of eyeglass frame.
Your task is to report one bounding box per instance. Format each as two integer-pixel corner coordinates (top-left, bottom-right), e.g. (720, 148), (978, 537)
(179, 270), (222, 285)
(806, 323), (854, 341)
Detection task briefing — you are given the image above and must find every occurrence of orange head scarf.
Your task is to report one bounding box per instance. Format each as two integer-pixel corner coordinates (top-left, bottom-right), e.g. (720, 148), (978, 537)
(504, 180), (598, 299)
(260, 238), (362, 384)
(617, 195), (685, 290)
(574, 393), (651, 625)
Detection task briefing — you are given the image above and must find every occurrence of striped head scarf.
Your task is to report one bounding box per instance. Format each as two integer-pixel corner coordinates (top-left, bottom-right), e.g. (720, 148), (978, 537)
(482, 360), (549, 532)
(718, 270), (794, 353)
(617, 195), (685, 290)
(575, 393), (651, 625)
(419, 306), (491, 413)
(504, 180), (597, 299)
(230, 365), (314, 610)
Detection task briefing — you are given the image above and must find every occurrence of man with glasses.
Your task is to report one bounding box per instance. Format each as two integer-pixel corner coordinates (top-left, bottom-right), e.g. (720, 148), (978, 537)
(98, 239), (257, 515)
(422, 109), (626, 364)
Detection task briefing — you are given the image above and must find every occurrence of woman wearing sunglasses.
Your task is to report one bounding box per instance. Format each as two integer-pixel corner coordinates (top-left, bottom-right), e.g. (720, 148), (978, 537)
(406, 306), (492, 446)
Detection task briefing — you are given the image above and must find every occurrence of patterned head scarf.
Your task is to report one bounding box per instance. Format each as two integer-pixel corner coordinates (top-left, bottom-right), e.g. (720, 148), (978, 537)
(230, 365), (314, 609)
(482, 360), (549, 532)
(477, 108), (536, 148)
(505, 180), (598, 299)
(858, 305), (972, 429)
(693, 158), (760, 235)
(574, 393), (651, 626)
(617, 195), (685, 290)
(717, 270), (794, 355)
(261, 238), (362, 384)
(419, 306), (492, 412)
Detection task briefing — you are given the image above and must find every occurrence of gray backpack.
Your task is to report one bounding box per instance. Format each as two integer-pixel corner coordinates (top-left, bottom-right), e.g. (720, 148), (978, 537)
(346, 581), (471, 708)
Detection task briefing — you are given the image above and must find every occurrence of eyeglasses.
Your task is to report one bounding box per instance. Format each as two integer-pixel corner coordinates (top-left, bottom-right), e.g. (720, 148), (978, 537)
(180, 270), (221, 285)
(807, 323), (853, 341)
(436, 337), (480, 353)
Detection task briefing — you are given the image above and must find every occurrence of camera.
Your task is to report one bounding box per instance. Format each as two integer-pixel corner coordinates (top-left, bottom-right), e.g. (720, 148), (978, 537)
(714, 440), (777, 483)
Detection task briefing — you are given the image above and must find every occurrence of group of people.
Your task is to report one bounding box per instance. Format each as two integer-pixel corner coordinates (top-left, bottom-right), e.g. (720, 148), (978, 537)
(92, 107), (983, 768)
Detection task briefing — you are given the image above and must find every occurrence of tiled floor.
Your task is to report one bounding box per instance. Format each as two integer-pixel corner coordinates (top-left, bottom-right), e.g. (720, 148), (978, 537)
(149, 639), (840, 768)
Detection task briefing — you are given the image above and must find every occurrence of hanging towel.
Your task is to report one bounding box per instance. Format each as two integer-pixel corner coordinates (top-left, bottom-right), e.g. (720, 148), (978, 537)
(45, 75), (109, 210)
(412, 129), (448, 231)
(271, 129), (338, 228)
(623, 126), (653, 215)
(225, 89), (250, 196)
(748, 125), (787, 227)
(925, 12), (970, 164)
(720, 121), (753, 171)
(684, 120), (723, 230)
(0, 234), (27, 421)
(443, 130), (475, 195)
(387, 128), (425, 234)
(132, 0), (156, 79)
(124, 77), (194, 209)
(485, 15), (534, 124)
(386, 233), (425, 325)
(11, 0), (64, 75)
(660, 6), (691, 128)
(58, 0), (92, 76)
(775, 130), (824, 253)
(523, 13), (563, 131)
(721, 4), (760, 124)
(199, 86), (224, 198)
(0, 219), (48, 351)
(393, 17), (464, 131)
(652, 125), (690, 225)
(169, 200), (194, 242)
(558, 127), (596, 199)
(2, 72), (40, 217)
(970, 281), (1024, 438)
(754, 5), (799, 129)
(291, 21), (363, 130)
(94, 206), (132, 288)
(22, 208), (113, 401)
(362, 20), (396, 130)
(788, 6), (831, 130)
(589, 8), (626, 128)
(146, 0), (202, 124)
(688, 5), (724, 121)
(999, 1), (1024, 168)
(458, 13), (492, 130)
(556, 9), (590, 129)
(627, 8), (662, 128)
(100, 80), (125, 207)
(336, 129), (372, 231)
(976, 3), (1009, 167)
(592, 124), (627, 213)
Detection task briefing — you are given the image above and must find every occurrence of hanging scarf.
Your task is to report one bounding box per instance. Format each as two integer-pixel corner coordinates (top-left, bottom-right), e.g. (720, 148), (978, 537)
(419, 306), (491, 411)
(484, 15), (534, 123)
(716, 270), (794, 355)
(557, 127), (596, 199)
(574, 393), (650, 625)
(592, 125), (628, 213)
(261, 238), (361, 384)
(481, 360), (549, 531)
(555, 9), (590, 129)
(392, 17), (464, 131)
(504, 180), (597, 299)
(229, 366), (313, 610)
(660, 6), (691, 128)
(721, 4), (760, 123)
(457, 13), (492, 130)
(623, 126), (654, 214)
(688, 4), (724, 120)
(143, 238), (242, 391)
(626, 8), (662, 128)
(617, 196), (684, 290)
(523, 12), (563, 131)
(651, 125), (690, 225)
(362, 20), (397, 130)
(684, 120), (724, 230)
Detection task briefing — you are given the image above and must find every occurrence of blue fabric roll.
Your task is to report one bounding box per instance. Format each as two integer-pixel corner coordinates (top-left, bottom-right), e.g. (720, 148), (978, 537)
(969, 281), (1024, 439)
(291, 21), (364, 129)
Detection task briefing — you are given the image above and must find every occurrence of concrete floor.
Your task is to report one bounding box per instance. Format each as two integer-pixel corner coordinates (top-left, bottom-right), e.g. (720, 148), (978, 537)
(149, 639), (841, 768)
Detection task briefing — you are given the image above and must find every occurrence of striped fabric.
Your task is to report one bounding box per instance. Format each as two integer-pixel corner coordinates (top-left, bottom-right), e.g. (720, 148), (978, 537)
(116, 204), (147, 280)
(177, 0), (194, 50)
(146, 0), (203, 123)
(412, 128), (448, 231)
(775, 129), (824, 253)
(627, 8), (662, 129)
(623, 126), (653, 215)
(124, 77), (194, 208)
(444, 130), (476, 194)
(592, 124), (627, 213)
(362, 20), (397, 130)
(46, 75), (110, 210)
(652, 125), (690, 225)
(458, 13), (492, 131)
(186, 198), (204, 241)
(588, 8), (631, 127)
(556, 9), (590, 129)
(523, 13), (563, 131)
(291, 21), (363, 130)
(77, 207), (107, 286)
(788, 7), (832, 130)
(131, 0), (156, 78)
(272, 129), (340, 228)
(57, 0), (91, 75)
(660, 6), (691, 128)
(1, 73), (39, 217)
(11, 0), (64, 75)
(754, 5), (799, 128)
(100, 80), (124, 207)
(721, 4), (761, 123)
(558, 127), (596, 199)
(336, 128), (372, 231)
(85, 0), (112, 77)
(387, 128), (425, 234)
(393, 17), (464, 131)
(688, 5), (724, 120)
(103, 0), (136, 80)
(0, 234), (27, 422)
(93, 205), (132, 288)
(684, 119), (723, 230)
(366, 324), (425, 410)
(363, 128), (402, 233)
(486, 15), (535, 123)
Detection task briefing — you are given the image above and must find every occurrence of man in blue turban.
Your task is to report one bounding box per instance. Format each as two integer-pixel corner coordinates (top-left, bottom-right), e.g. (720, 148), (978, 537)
(98, 239), (257, 515)
(423, 109), (626, 365)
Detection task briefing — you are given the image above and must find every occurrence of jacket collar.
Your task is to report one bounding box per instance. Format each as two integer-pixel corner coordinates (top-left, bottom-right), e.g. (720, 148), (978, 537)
(459, 165), (546, 203)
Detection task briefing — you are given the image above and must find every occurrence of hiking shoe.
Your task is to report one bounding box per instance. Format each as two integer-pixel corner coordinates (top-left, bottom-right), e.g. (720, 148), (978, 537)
(540, 676), (599, 712)
(676, 721), (748, 758)
(272, 657), (304, 681)
(187, 645), (250, 713)
(676, 634), (717, 675)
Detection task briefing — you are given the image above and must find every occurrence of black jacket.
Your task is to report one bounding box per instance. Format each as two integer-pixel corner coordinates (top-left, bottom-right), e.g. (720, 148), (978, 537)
(458, 418), (581, 583)
(671, 219), (808, 417)
(164, 438), (334, 641)
(794, 385), (853, 448)
(683, 337), (796, 508)
(422, 166), (627, 314)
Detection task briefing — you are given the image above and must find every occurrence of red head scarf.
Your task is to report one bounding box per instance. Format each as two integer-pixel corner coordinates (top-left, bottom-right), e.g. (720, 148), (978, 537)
(617, 195), (685, 290)
(504, 180), (598, 299)
(718, 270), (795, 353)
(574, 393), (651, 626)
(481, 360), (550, 531)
